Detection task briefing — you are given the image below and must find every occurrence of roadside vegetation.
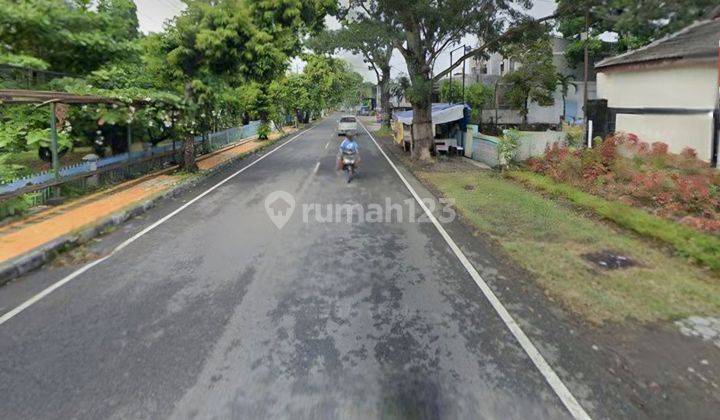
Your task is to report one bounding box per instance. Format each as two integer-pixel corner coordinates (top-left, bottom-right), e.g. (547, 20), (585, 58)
(418, 169), (720, 324)
(510, 171), (720, 271)
(514, 133), (720, 271)
(365, 118), (720, 324)
(526, 134), (720, 234)
(0, 0), (363, 220)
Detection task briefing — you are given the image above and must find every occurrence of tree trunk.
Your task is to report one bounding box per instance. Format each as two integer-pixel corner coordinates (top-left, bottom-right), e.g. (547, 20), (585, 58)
(379, 68), (392, 128)
(182, 82), (198, 172)
(183, 132), (197, 172)
(258, 85), (270, 139)
(410, 101), (433, 161)
(401, 28), (434, 161)
(258, 117), (269, 140)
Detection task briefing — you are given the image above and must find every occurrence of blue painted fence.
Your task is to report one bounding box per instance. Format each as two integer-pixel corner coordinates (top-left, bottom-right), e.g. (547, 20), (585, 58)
(1, 121), (261, 195)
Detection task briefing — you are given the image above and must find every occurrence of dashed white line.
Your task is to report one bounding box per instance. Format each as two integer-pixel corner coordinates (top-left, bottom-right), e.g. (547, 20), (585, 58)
(325, 141), (329, 149)
(313, 162), (320, 174)
(0, 126), (316, 326)
(359, 122), (592, 420)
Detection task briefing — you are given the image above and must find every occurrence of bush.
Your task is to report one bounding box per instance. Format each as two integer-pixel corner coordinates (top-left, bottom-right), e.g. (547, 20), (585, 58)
(523, 132), (720, 234)
(563, 123), (584, 148)
(0, 154), (34, 218)
(497, 129), (520, 169)
(510, 171), (720, 271)
(257, 122), (271, 140)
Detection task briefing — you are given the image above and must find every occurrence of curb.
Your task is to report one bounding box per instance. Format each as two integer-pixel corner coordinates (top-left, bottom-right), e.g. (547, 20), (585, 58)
(0, 127), (305, 286)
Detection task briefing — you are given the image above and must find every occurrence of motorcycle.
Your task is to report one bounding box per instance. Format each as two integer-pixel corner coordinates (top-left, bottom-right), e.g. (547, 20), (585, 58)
(341, 150), (358, 183)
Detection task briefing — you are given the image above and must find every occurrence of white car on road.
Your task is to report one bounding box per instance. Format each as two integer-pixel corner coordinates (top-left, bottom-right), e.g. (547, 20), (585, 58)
(337, 115), (358, 136)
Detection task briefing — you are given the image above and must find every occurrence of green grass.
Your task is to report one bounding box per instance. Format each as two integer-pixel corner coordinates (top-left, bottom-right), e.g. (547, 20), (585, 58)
(509, 171), (720, 271)
(419, 169), (720, 324)
(374, 125), (394, 138)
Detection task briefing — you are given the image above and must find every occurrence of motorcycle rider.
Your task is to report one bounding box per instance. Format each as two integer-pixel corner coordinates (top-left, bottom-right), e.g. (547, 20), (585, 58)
(337, 133), (360, 170)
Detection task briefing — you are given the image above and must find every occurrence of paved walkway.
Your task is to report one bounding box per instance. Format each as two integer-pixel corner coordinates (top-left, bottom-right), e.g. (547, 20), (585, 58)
(197, 139), (262, 170)
(0, 130), (293, 265)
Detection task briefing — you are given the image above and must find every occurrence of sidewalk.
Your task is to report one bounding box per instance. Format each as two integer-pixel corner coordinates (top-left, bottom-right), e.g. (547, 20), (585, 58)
(0, 128), (296, 282)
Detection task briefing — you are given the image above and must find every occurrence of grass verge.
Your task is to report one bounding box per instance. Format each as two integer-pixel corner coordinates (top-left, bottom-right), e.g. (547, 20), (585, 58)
(374, 125), (394, 138)
(509, 171), (720, 271)
(418, 169), (720, 324)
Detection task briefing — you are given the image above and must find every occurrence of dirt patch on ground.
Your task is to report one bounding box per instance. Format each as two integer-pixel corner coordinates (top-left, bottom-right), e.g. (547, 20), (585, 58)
(582, 250), (638, 270)
(51, 245), (103, 267)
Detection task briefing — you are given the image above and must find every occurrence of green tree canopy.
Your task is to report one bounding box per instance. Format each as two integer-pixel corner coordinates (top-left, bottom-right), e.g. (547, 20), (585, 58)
(158, 0), (338, 167)
(344, 0), (553, 160)
(465, 83), (494, 125)
(502, 38), (557, 127)
(308, 18), (397, 125)
(556, 0), (717, 66)
(0, 0), (140, 74)
(439, 79), (463, 104)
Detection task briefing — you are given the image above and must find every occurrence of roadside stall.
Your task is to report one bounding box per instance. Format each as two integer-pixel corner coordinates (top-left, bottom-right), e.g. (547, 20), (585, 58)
(394, 103), (470, 155)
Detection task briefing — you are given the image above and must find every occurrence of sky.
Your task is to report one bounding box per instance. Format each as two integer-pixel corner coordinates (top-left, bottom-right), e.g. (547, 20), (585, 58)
(135, 0), (557, 83)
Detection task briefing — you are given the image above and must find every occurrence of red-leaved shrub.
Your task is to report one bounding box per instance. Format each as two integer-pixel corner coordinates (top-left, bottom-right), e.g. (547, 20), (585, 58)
(525, 132), (720, 234)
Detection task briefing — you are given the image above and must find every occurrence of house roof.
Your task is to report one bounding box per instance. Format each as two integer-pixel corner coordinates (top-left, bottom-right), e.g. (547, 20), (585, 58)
(595, 14), (720, 70)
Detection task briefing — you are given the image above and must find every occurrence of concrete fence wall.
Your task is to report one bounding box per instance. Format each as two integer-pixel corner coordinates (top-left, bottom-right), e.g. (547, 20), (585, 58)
(466, 124), (566, 167)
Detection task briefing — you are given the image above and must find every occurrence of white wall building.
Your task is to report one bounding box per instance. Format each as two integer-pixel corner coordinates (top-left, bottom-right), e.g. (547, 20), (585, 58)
(595, 9), (720, 165)
(465, 37), (596, 126)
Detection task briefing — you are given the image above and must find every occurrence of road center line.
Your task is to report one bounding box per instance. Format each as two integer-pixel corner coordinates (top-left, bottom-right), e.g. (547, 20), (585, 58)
(313, 162), (320, 174)
(359, 122), (592, 420)
(325, 141), (329, 149)
(0, 125), (316, 326)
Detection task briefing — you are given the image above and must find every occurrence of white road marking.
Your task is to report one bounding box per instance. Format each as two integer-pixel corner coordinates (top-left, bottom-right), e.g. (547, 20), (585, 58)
(313, 162), (320, 174)
(0, 126), (316, 326)
(359, 122), (592, 420)
(325, 141), (329, 149)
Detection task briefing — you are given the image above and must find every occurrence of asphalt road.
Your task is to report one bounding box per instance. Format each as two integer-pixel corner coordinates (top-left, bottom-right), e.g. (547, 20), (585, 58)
(0, 116), (578, 419)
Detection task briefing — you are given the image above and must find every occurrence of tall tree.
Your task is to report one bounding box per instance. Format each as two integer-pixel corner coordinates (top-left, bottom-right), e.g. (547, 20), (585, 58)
(245, 0), (337, 137)
(557, 0), (717, 67)
(464, 82), (493, 127)
(161, 0), (257, 170)
(308, 19), (397, 126)
(97, 0), (140, 41)
(347, 0), (554, 161)
(0, 0), (140, 74)
(502, 38), (557, 127)
(556, 73), (576, 122)
(439, 79), (463, 104)
(161, 0), (335, 168)
(388, 74), (410, 105)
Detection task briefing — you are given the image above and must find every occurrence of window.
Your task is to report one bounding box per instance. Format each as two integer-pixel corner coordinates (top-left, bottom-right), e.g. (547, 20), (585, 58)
(340, 117), (356, 123)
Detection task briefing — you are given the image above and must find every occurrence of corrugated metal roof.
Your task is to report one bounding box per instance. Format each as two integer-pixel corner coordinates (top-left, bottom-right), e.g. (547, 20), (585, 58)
(0, 89), (116, 104)
(595, 17), (720, 69)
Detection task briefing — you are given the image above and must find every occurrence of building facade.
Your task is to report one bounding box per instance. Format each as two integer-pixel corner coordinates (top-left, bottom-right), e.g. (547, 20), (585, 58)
(460, 37), (596, 126)
(595, 9), (720, 165)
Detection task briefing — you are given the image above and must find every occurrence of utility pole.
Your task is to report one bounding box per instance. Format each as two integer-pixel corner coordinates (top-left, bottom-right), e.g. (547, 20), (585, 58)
(449, 49), (455, 104)
(449, 44), (467, 104)
(583, 3), (590, 145)
(462, 46), (469, 103)
(716, 39), (719, 167)
(49, 102), (60, 181)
